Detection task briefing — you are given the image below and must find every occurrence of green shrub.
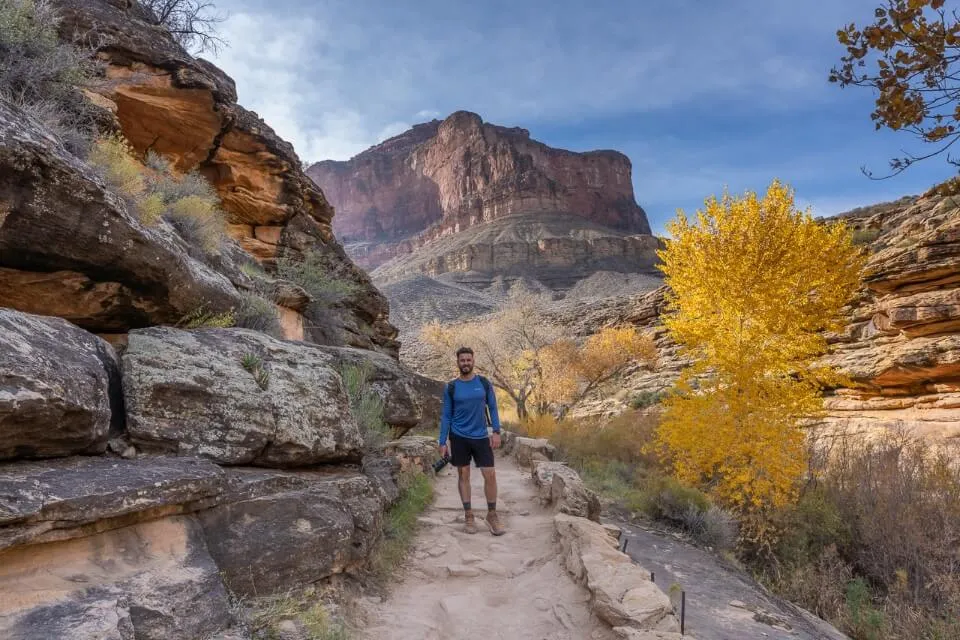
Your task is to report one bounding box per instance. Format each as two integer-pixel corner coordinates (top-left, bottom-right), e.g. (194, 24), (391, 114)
(851, 228), (882, 246)
(629, 390), (666, 409)
(0, 0), (101, 152)
(234, 293), (282, 338)
(277, 250), (360, 305)
(87, 140), (227, 252)
(340, 362), (388, 446)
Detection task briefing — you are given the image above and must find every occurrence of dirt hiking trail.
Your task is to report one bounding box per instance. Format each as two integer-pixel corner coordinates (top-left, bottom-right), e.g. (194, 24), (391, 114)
(359, 452), (618, 640)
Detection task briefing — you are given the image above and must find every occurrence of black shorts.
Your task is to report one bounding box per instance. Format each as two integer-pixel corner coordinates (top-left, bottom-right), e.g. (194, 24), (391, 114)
(450, 433), (495, 468)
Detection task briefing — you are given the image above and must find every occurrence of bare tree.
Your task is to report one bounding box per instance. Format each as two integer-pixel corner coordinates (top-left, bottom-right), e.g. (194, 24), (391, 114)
(139, 0), (227, 55)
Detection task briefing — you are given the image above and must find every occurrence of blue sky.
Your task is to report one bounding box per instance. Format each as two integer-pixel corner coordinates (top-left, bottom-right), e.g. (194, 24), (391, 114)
(212, 0), (955, 236)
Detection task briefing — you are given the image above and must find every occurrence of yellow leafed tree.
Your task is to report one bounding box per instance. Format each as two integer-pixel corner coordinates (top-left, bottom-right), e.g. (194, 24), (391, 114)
(655, 180), (865, 520)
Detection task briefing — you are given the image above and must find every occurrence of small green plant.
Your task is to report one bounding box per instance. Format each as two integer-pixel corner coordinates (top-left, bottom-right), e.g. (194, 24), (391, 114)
(241, 352), (261, 372)
(371, 470), (433, 579)
(254, 367), (270, 391)
(240, 352), (269, 390)
(177, 305), (235, 329)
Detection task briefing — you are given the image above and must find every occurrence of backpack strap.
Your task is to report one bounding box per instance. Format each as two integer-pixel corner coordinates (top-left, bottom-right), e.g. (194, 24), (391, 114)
(446, 380), (457, 416)
(478, 376), (493, 427)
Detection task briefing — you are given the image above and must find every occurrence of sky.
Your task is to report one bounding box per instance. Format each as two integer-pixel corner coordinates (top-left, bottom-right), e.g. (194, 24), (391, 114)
(210, 0), (956, 236)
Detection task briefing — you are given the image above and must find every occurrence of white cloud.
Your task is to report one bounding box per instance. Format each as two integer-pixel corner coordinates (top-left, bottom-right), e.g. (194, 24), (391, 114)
(209, 0), (867, 163)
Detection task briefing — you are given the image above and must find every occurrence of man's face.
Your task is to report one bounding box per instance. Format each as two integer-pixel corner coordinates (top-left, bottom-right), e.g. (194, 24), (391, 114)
(458, 353), (474, 375)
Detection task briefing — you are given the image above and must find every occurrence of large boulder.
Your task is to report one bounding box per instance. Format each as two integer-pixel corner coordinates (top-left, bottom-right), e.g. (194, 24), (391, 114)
(0, 515), (233, 640)
(122, 327), (363, 466)
(0, 99), (243, 334)
(0, 456), (224, 551)
(0, 309), (120, 461)
(514, 436), (557, 467)
(197, 468), (384, 596)
(532, 461), (602, 522)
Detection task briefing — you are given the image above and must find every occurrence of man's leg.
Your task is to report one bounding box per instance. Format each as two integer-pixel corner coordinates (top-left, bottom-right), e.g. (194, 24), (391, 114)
(480, 467), (498, 510)
(475, 438), (505, 536)
(451, 435), (478, 534)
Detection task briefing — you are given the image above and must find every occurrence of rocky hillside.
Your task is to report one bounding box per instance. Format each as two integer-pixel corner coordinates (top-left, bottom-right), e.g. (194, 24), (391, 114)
(543, 193), (960, 441)
(307, 111), (656, 278)
(0, 2), (447, 637)
(0, 0), (397, 354)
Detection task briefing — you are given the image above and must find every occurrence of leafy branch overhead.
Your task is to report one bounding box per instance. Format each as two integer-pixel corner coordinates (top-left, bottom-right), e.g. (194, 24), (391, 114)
(830, 0), (960, 177)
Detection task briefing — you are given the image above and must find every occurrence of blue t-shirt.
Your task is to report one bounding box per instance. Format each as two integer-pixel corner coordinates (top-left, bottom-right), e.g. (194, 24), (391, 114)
(439, 376), (501, 444)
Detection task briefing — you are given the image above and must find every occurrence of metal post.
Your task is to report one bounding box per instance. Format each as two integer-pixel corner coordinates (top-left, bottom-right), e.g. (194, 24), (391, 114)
(650, 571), (655, 582)
(680, 591), (686, 635)
(620, 538), (628, 553)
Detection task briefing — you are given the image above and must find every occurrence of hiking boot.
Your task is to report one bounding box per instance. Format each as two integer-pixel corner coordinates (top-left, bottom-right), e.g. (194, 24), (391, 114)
(485, 510), (506, 536)
(464, 510), (478, 534)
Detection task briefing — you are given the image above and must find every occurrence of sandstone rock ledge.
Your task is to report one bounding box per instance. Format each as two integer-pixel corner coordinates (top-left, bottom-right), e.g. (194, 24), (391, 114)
(506, 434), (681, 637)
(555, 514), (681, 635)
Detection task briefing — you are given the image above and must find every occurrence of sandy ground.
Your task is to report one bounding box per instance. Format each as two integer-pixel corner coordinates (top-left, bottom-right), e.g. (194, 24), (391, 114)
(359, 452), (617, 640)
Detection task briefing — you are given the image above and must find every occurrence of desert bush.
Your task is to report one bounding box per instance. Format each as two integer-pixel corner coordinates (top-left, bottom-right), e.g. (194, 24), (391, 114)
(552, 410), (659, 468)
(522, 413), (558, 438)
(682, 505), (739, 550)
(249, 591), (348, 640)
(233, 293), (282, 338)
(0, 0), (102, 153)
(851, 228), (882, 246)
(87, 138), (228, 252)
(765, 432), (960, 640)
(629, 390), (666, 409)
(177, 304), (234, 329)
(87, 134), (146, 200)
(278, 251), (360, 305)
(340, 362), (388, 447)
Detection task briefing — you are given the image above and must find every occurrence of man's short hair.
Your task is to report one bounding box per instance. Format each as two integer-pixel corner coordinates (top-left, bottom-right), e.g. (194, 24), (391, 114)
(455, 346), (474, 358)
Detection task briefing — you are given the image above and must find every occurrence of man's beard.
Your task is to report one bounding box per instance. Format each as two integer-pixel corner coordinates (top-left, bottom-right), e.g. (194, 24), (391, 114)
(459, 364), (473, 375)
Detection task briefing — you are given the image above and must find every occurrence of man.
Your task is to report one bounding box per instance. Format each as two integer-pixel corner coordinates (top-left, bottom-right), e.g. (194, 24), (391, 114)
(438, 346), (505, 536)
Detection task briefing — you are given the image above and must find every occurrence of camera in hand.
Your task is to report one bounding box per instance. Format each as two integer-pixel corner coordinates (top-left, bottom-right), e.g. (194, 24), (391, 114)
(432, 455), (451, 473)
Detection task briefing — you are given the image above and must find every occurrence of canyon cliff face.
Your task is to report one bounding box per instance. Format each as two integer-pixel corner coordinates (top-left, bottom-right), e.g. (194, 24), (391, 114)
(548, 193), (960, 441)
(0, 0), (398, 353)
(307, 111), (653, 276)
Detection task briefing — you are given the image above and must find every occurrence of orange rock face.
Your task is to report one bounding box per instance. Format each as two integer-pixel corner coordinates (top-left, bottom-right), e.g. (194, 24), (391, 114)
(307, 111), (651, 271)
(10, 0), (398, 354)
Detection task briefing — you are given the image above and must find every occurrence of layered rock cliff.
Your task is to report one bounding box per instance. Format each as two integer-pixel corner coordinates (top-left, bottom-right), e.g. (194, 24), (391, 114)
(0, 0), (397, 354)
(307, 111), (653, 275)
(544, 193), (960, 441)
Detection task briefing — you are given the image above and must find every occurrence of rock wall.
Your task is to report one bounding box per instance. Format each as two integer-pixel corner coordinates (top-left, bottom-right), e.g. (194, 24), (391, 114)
(0, 0), (398, 354)
(0, 309), (438, 639)
(307, 111), (652, 272)
(550, 194), (960, 441)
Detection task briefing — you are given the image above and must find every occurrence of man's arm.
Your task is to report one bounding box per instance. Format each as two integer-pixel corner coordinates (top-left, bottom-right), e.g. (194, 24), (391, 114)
(439, 384), (453, 446)
(486, 381), (501, 433)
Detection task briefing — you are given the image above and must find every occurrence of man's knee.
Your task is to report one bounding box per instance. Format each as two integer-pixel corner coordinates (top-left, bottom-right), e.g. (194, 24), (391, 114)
(457, 466), (471, 480)
(480, 467), (496, 480)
